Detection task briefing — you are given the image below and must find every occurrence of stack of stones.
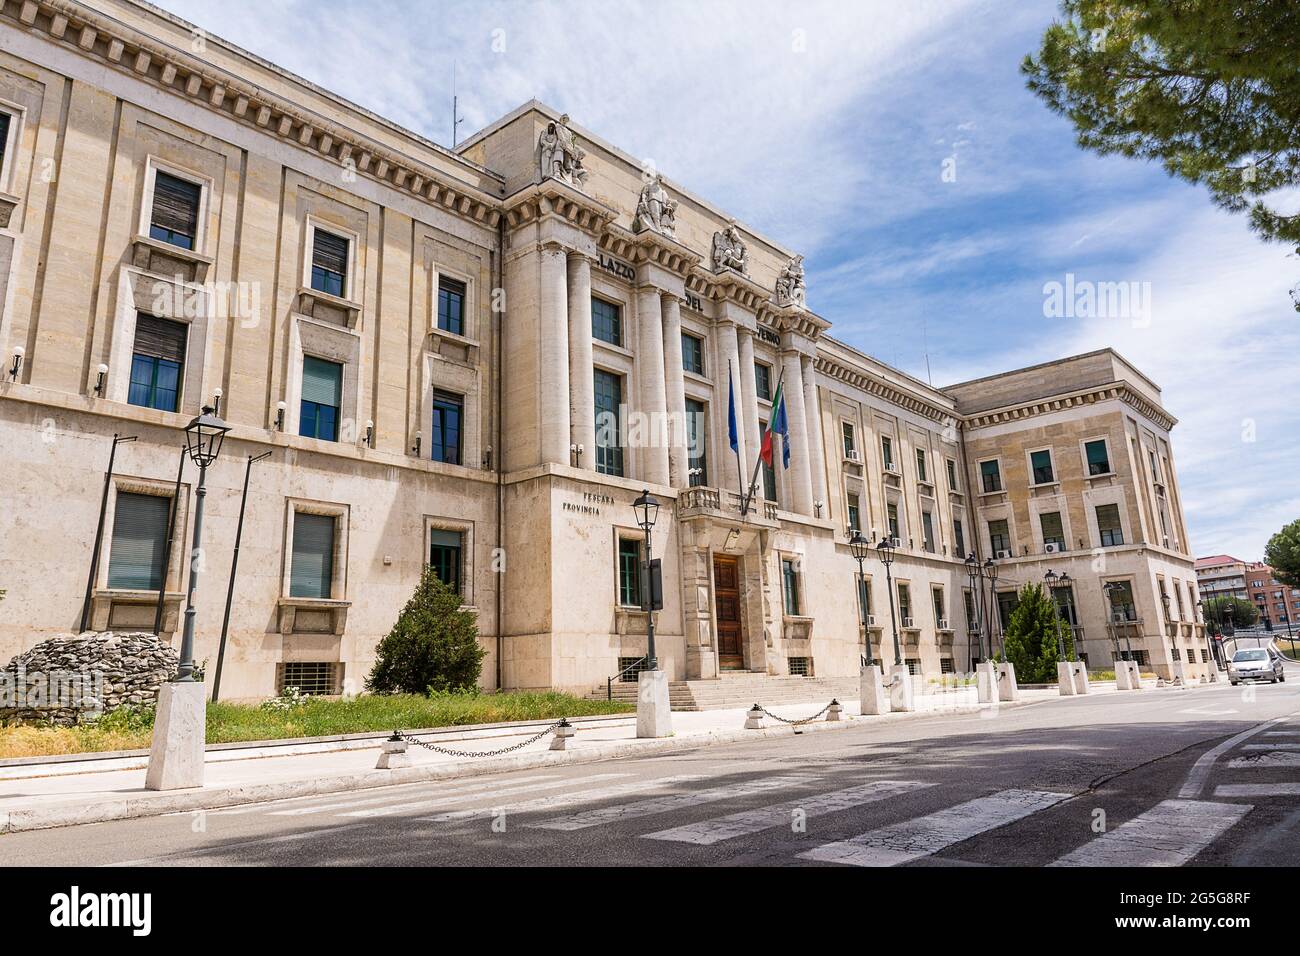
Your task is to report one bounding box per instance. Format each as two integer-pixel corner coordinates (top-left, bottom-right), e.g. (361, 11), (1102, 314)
(0, 632), (179, 725)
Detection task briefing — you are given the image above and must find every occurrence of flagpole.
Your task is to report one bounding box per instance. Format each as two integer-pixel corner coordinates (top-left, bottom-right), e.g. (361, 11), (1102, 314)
(729, 359), (745, 509)
(741, 366), (786, 516)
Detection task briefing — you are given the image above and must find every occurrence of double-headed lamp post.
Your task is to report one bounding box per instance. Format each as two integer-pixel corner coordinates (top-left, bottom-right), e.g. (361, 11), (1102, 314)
(633, 489), (660, 671)
(177, 406), (230, 681)
(985, 556), (1001, 660)
(964, 553), (983, 666)
(850, 532), (874, 666)
(1045, 569), (1065, 663)
(876, 536), (902, 666)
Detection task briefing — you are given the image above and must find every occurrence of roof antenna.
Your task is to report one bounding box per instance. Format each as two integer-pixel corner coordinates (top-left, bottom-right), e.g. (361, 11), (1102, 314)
(451, 61), (465, 147)
(922, 315), (933, 386)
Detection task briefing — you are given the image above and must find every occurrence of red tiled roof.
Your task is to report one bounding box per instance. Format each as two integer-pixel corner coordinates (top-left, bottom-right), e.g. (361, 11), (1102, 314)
(1195, 554), (1244, 569)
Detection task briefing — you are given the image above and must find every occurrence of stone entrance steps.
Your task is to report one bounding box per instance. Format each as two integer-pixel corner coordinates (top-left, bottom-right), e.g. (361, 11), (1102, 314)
(590, 672), (859, 712)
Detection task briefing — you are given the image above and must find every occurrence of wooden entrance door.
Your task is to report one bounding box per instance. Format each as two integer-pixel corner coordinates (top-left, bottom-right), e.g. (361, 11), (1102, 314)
(713, 554), (745, 670)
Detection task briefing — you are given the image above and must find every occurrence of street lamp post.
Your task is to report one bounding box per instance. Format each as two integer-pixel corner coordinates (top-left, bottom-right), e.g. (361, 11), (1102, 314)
(1059, 571), (1076, 661)
(965, 553), (983, 669)
(176, 406), (231, 681)
(850, 532), (874, 667)
(1045, 569), (1065, 663)
(633, 489), (660, 671)
(877, 536), (902, 666)
(985, 557), (1001, 661)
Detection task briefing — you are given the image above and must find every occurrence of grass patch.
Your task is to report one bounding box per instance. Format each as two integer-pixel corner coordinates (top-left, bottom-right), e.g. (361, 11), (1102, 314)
(0, 690), (634, 759)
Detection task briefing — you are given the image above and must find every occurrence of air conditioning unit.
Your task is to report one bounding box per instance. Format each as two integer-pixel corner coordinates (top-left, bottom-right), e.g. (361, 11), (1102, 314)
(890, 536), (902, 548)
(902, 616), (915, 628)
(884, 460), (898, 473)
(846, 449), (861, 462)
(937, 618), (949, 630)
(996, 549), (1011, 559)
(866, 614), (876, 626)
(1044, 543), (1061, 554)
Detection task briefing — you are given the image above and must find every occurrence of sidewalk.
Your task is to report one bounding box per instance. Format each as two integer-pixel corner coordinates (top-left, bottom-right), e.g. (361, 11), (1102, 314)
(0, 681), (1144, 835)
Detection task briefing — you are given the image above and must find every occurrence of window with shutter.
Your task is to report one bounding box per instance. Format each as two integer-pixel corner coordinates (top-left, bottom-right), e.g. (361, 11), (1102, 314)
(429, 529), (462, 594)
(310, 229), (349, 297)
(107, 492), (171, 590)
(290, 513), (335, 598)
(300, 356), (342, 441)
(129, 314), (187, 412)
(149, 171), (202, 250)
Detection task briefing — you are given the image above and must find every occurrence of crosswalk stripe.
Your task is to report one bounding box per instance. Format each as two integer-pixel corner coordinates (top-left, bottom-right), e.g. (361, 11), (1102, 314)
(1228, 751), (1300, 768)
(266, 774), (566, 816)
(527, 773), (820, 831)
(798, 788), (1070, 867)
(415, 773), (711, 823)
(1262, 731), (1300, 737)
(642, 779), (933, 845)
(1242, 743), (1300, 751)
(1214, 784), (1300, 798)
(1050, 800), (1251, 867)
(338, 773), (629, 818)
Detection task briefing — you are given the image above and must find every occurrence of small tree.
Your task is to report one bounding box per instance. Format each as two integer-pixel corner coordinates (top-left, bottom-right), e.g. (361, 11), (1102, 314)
(1202, 595), (1260, 633)
(367, 568), (485, 695)
(1264, 519), (1300, 590)
(1001, 583), (1064, 683)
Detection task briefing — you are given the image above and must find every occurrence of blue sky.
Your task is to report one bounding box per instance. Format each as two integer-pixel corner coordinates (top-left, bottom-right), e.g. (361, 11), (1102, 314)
(158, 0), (1300, 560)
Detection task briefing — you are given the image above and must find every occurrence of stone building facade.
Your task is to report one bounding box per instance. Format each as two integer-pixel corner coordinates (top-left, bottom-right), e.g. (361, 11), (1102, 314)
(0, 0), (1209, 700)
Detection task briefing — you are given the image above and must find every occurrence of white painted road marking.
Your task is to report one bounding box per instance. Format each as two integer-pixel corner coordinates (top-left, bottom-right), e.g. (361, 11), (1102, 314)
(1177, 715), (1296, 798)
(1242, 743), (1300, 751)
(414, 773), (712, 823)
(1050, 800), (1251, 867)
(107, 822), (374, 866)
(1214, 783), (1300, 798)
(528, 773), (820, 831)
(643, 780), (933, 845)
(1179, 708), (1239, 716)
(338, 773), (629, 818)
(797, 789), (1070, 867)
(1227, 751), (1300, 768)
(266, 774), (565, 816)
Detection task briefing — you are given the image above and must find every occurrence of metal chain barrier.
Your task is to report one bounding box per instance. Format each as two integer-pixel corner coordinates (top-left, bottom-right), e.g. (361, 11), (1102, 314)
(755, 701), (835, 725)
(392, 718), (567, 758)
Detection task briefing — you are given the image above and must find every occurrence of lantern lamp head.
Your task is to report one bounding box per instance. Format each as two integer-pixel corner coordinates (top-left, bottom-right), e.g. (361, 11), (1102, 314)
(184, 405), (231, 467)
(633, 488), (660, 532)
(849, 531), (871, 563)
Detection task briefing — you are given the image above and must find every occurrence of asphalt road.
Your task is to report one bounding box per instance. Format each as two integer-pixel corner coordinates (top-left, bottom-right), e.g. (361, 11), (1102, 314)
(4, 678), (1299, 867)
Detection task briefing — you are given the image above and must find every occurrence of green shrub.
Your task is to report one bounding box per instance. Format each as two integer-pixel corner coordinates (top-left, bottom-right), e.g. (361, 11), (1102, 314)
(367, 568), (485, 695)
(1002, 582), (1071, 683)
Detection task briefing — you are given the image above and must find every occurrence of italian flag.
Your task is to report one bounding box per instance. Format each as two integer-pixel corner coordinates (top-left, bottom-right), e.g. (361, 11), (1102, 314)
(759, 379), (791, 469)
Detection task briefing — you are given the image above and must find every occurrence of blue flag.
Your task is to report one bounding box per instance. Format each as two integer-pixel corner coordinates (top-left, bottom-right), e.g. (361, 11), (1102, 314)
(728, 364), (739, 454)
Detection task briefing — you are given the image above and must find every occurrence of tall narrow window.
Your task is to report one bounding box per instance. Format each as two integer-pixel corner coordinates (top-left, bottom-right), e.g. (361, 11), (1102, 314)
(988, 518), (1010, 554)
(0, 113), (13, 183)
(1096, 503), (1124, 546)
(932, 587), (946, 625)
(1040, 511), (1065, 550)
(980, 459), (1002, 493)
(300, 356), (342, 442)
(996, 590), (1018, 630)
(881, 436), (894, 470)
(149, 170), (201, 250)
(964, 590), (977, 633)
(310, 229), (349, 297)
(290, 513), (335, 599)
(681, 333), (704, 375)
(842, 422), (856, 457)
(858, 575), (872, 622)
(921, 510), (936, 553)
(915, 449), (927, 482)
(685, 398), (707, 486)
(782, 558), (801, 616)
(954, 517), (966, 558)
(1106, 580), (1136, 621)
(887, 502), (900, 540)
(946, 458), (958, 491)
(618, 538), (642, 607)
(437, 276), (466, 336)
(106, 492), (170, 590)
(594, 369), (624, 476)
(429, 529), (463, 594)
(128, 315), (186, 412)
(430, 390), (463, 465)
(592, 297), (622, 346)
(1030, 449), (1055, 484)
(898, 583), (912, 622)
(754, 362), (772, 401)
(1085, 439), (1111, 476)
(847, 492), (861, 532)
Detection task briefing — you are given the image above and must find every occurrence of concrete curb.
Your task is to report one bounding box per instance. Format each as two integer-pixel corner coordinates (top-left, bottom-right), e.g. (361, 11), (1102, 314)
(0, 696), (1049, 835)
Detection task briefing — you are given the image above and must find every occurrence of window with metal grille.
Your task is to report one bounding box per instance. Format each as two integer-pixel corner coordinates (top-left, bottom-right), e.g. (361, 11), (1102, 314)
(300, 356), (342, 442)
(429, 528), (462, 594)
(310, 229), (349, 297)
(980, 459), (1002, 492)
(681, 333), (704, 375)
(1131, 650), (1150, 667)
(1030, 449), (1055, 484)
(150, 170), (201, 250)
(129, 314), (186, 412)
(431, 390), (463, 464)
(437, 276), (466, 336)
(788, 657), (811, 677)
(617, 537), (642, 607)
(1085, 439), (1111, 476)
(591, 297), (621, 346)
(905, 658), (921, 675)
(685, 398), (707, 486)
(594, 369), (624, 476)
(277, 661), (339, 696)
(1172, 647), (1181, 662)
(1096, 503), (1124, 546)
(754, 361), (771, 401)
(290, 512), (335, 599)
(107, 492), (171, 590)
(617, 656), (647, 682)
(939, 657), (956, 674)
(782, 558), (800, 616)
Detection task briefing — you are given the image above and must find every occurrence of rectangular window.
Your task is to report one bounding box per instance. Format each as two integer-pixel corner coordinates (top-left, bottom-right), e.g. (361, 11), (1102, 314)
(430, 390), (463, 465)
(887, 502), (900, 540)
(1096, 503), (1124, 547)
(922, 510), (936, 553)
(932, 587), (946, 626)
(128, 314), (186, 413)
(782, 558), (800, 616)
(277, 661), (340, 696)
(842, 422), (856, 458)
(106, 492), (170, 590)
(592, 297), (622, 346)
(996, 590), (1018, 631)
(149, 170), (201, 250)
(1050, 586), (1078, 626)
(898, 583), (912, 621)
(788, 656), (811, 677)
(429, 528), (463, 594)
(437, 276), (467, 336)
(594, 369), (624, 476)
(681, 333), (704, 375)
(310, 229), (349, 298)
(940, 657), (956, 674)
(988, 518), (1010, 554)
(905, 658), (921, 676)
(1085, 439), (1111, 476)
(980, 459), (1002, 493)
(1106, 580), (1136, 621)
(857, 575), (872, 621)
(847, 493), (861, 532)
(760, 420), (776, 501)
(686, 398), (707, 486)
(618, 538), (642, 607)
(1030, 449), (1055, 485)
(881, 436), (894, 470)
(964, 590), (977, 632)
(946, 458), (958, 491)
(290, 513), (335, 599)
(0, 113), (10, 179)
(300, 356), (342, 442)
(754, 362), (771, 401)
(954, 517), (966, 558)
(915, 449), (927, 482)
(1040, 511), (1065, 550)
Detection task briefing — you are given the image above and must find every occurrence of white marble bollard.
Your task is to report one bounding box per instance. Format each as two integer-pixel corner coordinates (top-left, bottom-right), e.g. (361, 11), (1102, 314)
(976, 660), (998, 704)
(890, 664), (915, 712)
(1115, 659), (1142, 690)
(744, 704), (764, 729)
(1057, 661), (1076, 696)
(860, 665), (890, 715)
(1071, 661), (1090, 695)
(145, 681), (207, 791)
(636, 669), (673, 738)
(375, 734), (411, 769)
(997, 662), (1020, 701)
(826, 699), (844, 721)
(549, 718), (576, 750)
(1172, 659), (1191, 687)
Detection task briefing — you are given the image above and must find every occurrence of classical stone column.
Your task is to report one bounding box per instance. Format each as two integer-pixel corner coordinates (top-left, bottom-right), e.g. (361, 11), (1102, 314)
(539, 243), (572, 466)
(780, 350), (814, 515)
(802, 354), (828, 513)
(636, 286), (670, 485)
(567, 253), (595, 469)
(737, 329), (762, 492)
(717, 321), (748, 495)
(660, 294), (688, 488)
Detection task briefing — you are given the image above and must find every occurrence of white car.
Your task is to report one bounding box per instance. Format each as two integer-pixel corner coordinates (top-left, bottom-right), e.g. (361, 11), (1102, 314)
(1227, 648), (1285, 685)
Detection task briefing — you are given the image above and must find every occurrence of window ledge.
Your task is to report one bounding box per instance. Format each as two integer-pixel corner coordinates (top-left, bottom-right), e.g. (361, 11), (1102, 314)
(131, 235), (214, 282)
(0, 190), (20, 229)
(297, 286), (362, 328)
(277, 597), (351, 636)
(428, 326), (481, 350)
(593, 339), (634, 360)
(1030, 481), (1060, 491)
(683, 369), (711, 388)
(90, 589), (184, 634)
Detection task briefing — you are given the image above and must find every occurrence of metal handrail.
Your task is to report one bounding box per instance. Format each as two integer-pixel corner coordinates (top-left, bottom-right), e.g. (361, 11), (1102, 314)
(606, 656), (648, 700)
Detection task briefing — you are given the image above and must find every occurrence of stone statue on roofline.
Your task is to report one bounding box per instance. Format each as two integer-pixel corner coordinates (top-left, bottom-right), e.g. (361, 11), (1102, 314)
(633, 175), (678, 238)
(537, 113), (589, 188)
(775, 254), (806, 309)
(711, 220), (748, 274)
